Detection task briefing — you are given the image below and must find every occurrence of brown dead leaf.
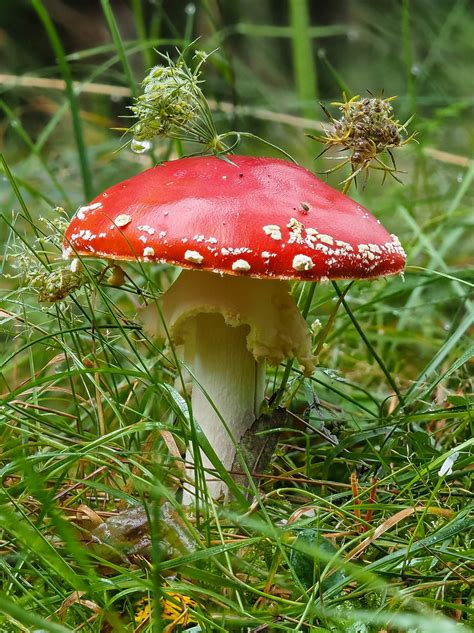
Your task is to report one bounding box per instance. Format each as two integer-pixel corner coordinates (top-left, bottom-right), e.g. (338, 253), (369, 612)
(346, 505), (455, 561)
(55, 591), (101, 619)
(76, 504), (104, 530)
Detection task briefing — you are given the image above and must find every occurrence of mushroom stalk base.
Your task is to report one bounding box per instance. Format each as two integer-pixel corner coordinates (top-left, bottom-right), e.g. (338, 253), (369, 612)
(186, 313), (265, 500)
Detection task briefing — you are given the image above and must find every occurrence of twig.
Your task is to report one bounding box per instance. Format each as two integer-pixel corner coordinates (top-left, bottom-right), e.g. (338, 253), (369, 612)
(1, 73), (471, 167)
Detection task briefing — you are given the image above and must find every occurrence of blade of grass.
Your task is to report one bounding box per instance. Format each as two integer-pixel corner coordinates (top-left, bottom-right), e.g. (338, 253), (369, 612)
(100, 0), (139, 99)
(131, 0), (154, 68)
(31, 0), (93, 199)
(401, 0), (417, 114)
(0, 155), (51, 251)
(289, 0), (318, 118)
(403, 312), (474, 407)
(332, 282), (404, 405)
(0, 592), (71, 633)
(0, 100), (69, 202)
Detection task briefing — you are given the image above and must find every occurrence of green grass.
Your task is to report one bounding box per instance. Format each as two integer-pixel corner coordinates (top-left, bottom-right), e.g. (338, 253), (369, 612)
(0, 1), (473, 631)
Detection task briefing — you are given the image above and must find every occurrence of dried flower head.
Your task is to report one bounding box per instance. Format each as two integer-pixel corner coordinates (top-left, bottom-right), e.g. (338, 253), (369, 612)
(6, 208), (89, 303)
(31, 267), (86, 303)
(310, 93), (415, 192)
(128, 49), (221, 152)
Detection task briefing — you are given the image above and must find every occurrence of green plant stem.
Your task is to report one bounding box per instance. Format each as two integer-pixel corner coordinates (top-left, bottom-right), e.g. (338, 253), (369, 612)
(332, 282), (404, 407)
(131, 0), (153, 68)
(401, 0), (417, 114)
(289, 0), (318, 118)
(31, 0), (93, 200)
(101, 0), (139, 98)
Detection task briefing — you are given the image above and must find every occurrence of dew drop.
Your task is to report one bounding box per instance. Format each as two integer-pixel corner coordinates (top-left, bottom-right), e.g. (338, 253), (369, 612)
(131, 138), (152, 154)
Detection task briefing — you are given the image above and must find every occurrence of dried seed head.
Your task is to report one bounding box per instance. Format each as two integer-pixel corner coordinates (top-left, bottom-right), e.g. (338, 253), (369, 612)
(32, 268), (86, 303)
(312, 93), (416, 190)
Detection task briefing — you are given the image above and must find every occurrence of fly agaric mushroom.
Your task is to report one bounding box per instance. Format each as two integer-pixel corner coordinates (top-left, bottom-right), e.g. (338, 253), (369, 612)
(63, 155), (406, 499)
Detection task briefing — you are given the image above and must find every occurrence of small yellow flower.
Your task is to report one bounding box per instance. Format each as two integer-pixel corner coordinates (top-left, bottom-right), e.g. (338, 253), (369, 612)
(134, 597), (151, 625)
(134, 591), (198, 629)
(162, 591), (198, 627)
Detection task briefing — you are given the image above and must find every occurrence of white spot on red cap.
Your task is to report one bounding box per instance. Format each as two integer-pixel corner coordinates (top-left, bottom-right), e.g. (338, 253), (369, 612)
(232, 259), (251, 272)
(70, 258), (81, 272)
(143, 246), (155, 257)
(77, 201), (102, 220)
(318, 234), (334, 246)
(292, 254), (315, 271)
(263, 225), (282, 240)
(184, 250), (203, 264)
(368, 243), (382, 254)
(138, 225), (155, 235)
(78, 229), (95, 241)
(114, 214), (132, 228)
(287, 217), (305, 244)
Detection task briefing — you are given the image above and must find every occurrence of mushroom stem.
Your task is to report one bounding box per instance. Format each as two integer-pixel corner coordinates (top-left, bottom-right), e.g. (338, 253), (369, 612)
(186, 313), (266, 499)
(149, 269), (315, 500)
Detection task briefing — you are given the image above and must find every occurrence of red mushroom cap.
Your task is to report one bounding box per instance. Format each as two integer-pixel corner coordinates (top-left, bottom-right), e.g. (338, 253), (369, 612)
(63, 155), (406, 280)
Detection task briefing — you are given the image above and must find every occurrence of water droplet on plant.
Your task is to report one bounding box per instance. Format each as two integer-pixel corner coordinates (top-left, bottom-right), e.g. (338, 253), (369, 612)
(131, 138), (152, 154)
(185, 2), (196, 15)
(347, 27), (360, 42)
(411, 64), (421, 76)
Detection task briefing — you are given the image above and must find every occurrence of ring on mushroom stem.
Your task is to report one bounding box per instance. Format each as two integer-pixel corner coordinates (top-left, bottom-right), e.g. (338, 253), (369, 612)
(63, 155), (406, 501)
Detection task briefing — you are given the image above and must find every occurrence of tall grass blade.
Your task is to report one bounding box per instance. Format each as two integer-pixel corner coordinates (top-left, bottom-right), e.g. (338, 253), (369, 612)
(289, 0), (318, 117)
(31, 0), (93, 200)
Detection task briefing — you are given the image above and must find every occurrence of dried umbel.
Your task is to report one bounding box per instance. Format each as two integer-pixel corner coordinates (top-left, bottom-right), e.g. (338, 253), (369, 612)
(129, 50), (220, 150)
(6, 209), (89, 304)
(131, 63), (199, 140)
(312, 94), (415, 191)
(31, 267), (86, 303)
